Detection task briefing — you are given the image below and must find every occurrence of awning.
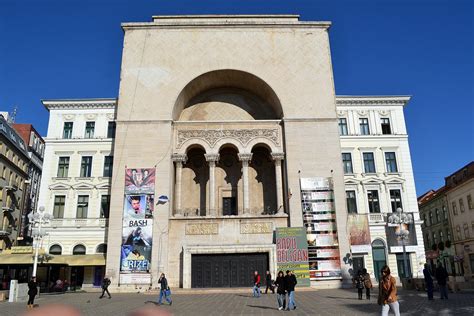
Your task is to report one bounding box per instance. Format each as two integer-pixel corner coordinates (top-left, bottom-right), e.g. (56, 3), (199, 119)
(0, 254), (106, 266)
(0, 254), (33, 264)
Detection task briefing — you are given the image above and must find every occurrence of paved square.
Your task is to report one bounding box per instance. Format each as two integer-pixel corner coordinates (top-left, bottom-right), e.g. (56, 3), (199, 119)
(1, 288), (473, 316)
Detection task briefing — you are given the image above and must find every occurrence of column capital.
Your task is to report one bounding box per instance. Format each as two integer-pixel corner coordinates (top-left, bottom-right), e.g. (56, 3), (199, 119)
(171, 153), (187, 163)
(271, 152), (285, 161)
(204, 153), (220, 162)
(237, 153), (253, 162)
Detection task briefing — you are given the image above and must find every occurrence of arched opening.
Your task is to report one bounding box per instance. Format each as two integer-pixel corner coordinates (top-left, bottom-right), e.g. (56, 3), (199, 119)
(181, 147), (208, 216)
(174, 69), (283, 121)
(49, 244), (62, 255)
(249, 146), (276, 214)
(216, 146), (242, 215)
(73, 244), (86, 255)
(96, 244), (107, 254)
(372, 239), (387, 281)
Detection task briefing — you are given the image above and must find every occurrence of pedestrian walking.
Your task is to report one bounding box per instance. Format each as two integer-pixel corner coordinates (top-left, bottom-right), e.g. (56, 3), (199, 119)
(252, 271), (261, 297)
(423, 263), (434, 300)
(353, 270), (364, 300)
(27, 276), (38, 310)
(157, 273), (172, 305)
(435, 263), (449, 300)
(362, 268), (372, 300)
(99, 276), (111, 299)
(285, 270), (297, 310)
(274, 271), (286, 310)
(265, 270), (274, 294)
(377, 265), (400, 316)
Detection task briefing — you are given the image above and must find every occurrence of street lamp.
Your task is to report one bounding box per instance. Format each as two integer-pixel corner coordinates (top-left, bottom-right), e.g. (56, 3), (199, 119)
(387, 207), (413, 279)
(28, 206), (53, 277)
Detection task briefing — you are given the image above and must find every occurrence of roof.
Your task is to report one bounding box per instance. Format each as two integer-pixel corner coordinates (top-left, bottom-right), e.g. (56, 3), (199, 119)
(335, 96), (411, 107)
(0, 115), (30, 158)
(41, 98), (117, 111)
(418, 186), (448, 206)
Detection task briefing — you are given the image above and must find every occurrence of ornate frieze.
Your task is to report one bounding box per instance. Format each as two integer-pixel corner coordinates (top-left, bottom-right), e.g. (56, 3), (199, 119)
(171, 153), (188, 163)
(185, 223), (218, 235)
(176, 128), (279, 149)
(237, 153), (253, 162)
(204, 153), (220, 162)
(240, 222), (273, 234)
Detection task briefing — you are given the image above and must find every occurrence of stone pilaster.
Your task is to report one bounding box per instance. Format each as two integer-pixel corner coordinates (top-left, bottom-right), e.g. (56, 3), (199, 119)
(171, 154), (187, 216)
(205, 154), (220, 216)
(238, 153), (253, 215)
(271, 152), (285, 214)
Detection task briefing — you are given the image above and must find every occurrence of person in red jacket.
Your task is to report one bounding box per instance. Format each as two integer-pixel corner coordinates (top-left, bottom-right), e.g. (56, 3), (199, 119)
(252, 271), (261, 297)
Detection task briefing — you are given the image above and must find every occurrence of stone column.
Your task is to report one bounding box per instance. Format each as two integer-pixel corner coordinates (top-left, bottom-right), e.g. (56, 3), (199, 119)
(238, 153), (253, 215)
(205, 154), (219, 216)
(171, 154), (187, 216)
(271, 152), (285, 214)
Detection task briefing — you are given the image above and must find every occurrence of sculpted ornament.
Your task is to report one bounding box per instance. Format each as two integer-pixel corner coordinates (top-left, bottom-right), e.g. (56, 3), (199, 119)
(63, 114), (76, 121)
(176, 129), (279, 149)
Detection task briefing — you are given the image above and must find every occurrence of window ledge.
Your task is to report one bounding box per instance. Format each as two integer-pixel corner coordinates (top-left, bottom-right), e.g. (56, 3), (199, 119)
(53, 177), (71, 181)
(75, 177), (93, 181)
(361, 172), (378, 177)
(384, 172), (401, 176)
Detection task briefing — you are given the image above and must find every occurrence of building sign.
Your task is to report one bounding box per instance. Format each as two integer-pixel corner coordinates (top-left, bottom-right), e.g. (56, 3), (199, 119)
(276, 227), (310, 287)
(120, 168), (155, 273)
(301, 177), (342, 280)
(240, 222), (273, 234)
(10, 246), (33, 254)
(347, 214), (371, 253)
(119, 273), (151, 285)
(386, 212), (417, 253)
(185, 223), (218, 235)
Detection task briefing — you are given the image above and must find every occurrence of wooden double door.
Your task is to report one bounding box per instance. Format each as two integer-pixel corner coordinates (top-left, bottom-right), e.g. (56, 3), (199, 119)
(191, 253), (268, 288)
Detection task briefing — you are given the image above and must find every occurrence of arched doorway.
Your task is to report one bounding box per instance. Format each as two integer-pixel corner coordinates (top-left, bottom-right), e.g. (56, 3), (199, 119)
(216, 146), (242, 216)
(181, 147), (209, 216)
(249, 146), (276, 214)
(372, 239), (387, 281)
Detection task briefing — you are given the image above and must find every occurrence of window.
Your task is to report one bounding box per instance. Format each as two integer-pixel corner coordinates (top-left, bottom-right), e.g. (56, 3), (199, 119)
(429, 211), (433, 225)
(359, 118), (370, 135)
(389, 189), (402, 212)
(439, 230), (444, 242)
(447, 229), (451, 241)
(63, 122), (73, 139)
(443, 206), (448, 220)
(80, 156), (93, 177)
(101, 195), (110, 218)
(459, 198), (465, 212)
(367, 190), (380, 213)
(456, 226), (461, 240)
(432, 232), (438, 245)
(73, 244), (86, 255)
(338, 118), (348, 136)
(57, 157), (70, 177)
(468, 195), (474, 210)
(103, 156), (113, 177)
(76, 195), (89, 218)
(363, 153), (376, 173)
(107, 121), (116, 138)
(464, 223), (470, 239)
(435, 208), (440, 223)
(423, 214), (428, 227)
(381, 118), (392, 134)
(346, 190), (357, 214)
(452, 201), (458, 215)
(425, 234), (431, 247)
(342, 153), (353, 174)
(85, 122), (95, 138)
(385, 152), (398, 173)
(96, 244), (107, 254)
(53, 195), (66, 218)
(49, 245), (62, 255)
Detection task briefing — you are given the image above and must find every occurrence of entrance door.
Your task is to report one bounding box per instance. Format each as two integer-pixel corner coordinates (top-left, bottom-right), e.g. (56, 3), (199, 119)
(192, 253), (268, 288)
(223, 197), (237, 216)
(372, 239), (387, 281)
(352, 256), (365, 276)
(396, 254), (412, 278)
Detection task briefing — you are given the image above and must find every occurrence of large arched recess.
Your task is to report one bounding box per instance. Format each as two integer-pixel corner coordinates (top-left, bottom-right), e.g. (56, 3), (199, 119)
(173, 69), (283, 121)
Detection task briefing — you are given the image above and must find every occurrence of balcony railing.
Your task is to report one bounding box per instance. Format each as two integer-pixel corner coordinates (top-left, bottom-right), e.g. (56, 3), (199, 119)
(368, 213), (386, 223)
(47, 218), (108, 228)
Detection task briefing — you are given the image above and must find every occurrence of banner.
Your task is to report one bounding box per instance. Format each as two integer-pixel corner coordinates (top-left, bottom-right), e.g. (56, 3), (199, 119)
(347, 214), (371, 253)
(121, 168), (155, 273)
(385, 212), (417, 253)
(276, 227), (310, 287)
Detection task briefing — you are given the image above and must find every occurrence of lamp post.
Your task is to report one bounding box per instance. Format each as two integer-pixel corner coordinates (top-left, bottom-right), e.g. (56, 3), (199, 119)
(387, 207), (413, 279)
(27, 206), (53, 277)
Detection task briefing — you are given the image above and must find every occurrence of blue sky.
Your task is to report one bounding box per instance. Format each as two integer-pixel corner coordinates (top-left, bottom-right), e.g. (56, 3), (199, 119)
(0, 0), (472, 196)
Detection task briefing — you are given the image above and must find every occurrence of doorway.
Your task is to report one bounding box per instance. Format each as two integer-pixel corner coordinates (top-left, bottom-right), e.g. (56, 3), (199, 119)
(372, 239), (387, 281)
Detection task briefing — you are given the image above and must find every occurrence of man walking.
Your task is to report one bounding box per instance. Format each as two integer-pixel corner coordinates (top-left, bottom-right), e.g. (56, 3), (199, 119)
(435, 263), (449, 300)
(285, 270), (297, 310)
(252, 271), (261, 297)
(423, 264), (434, 300)
(99, 276), (111, 299)
(264, 270), (274, 294)
(158, 273), (172, 305)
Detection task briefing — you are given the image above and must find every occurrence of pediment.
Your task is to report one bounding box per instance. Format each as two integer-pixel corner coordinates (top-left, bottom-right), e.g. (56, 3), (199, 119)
(49, 182), (71, 190)
(71, 182), (95, 190)
(384, 176), (406, 184)
(96, 182), (111, 190)
(360, 177), (383, 185)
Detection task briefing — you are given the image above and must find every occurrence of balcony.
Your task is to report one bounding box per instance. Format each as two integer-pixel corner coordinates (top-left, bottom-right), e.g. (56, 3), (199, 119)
(47, 218), (108, 229)
(368, 213), (386, 225)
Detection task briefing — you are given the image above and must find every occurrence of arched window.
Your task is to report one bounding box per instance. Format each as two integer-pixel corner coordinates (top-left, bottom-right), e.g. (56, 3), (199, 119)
(96, 244), (107, 254)
(371, 239), (387, 281)
(73, 244), (86, 255)
(49, 244), (62, 255)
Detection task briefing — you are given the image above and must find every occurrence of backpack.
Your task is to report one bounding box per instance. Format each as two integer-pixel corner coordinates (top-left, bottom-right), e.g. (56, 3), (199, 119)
(364, 276), (372, 289)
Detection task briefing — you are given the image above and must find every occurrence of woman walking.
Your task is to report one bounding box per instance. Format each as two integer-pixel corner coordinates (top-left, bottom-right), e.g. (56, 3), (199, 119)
(362, 268), (372, 300)
(274, 271), (286, 310)
(27, 276), (38, 310)
(378, 266), (400, 316)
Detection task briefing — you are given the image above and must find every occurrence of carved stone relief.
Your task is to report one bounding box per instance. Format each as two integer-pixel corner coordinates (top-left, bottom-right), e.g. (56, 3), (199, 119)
(240, 222), (273, 234)
(185, 223), (218, 235)
(176, 129), (279, 149)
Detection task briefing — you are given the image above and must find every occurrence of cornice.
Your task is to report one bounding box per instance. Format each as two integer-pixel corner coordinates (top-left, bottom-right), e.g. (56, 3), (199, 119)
(42, 99), (117, 111)
(336, 96), (411, 107)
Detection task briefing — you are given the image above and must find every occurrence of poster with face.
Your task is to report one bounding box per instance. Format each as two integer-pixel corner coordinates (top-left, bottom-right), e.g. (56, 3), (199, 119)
(124, 195), (154, 219)
(125, 168), (155, 194)
(120, 220), (153, 272)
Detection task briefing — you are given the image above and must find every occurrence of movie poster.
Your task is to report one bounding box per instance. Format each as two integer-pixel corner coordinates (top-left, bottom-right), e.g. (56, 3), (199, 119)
(120, 168), (155, 273)
(348, 214), (371, 253)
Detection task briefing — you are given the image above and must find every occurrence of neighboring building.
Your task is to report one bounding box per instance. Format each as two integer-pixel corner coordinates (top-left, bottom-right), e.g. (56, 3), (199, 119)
(337, 96), (425, 281)
(12, 123), (45, 243)
(34, 99), (116, 290)
(445, 162), (474, 281)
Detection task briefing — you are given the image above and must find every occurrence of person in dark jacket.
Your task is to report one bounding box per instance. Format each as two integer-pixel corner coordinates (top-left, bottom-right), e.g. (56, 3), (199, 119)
(252, 271), (261, 297)
(99, 276), (111, 299)
(285, 270), (297, 310)
(362, 268), (372, 300)
(423, 264), (434, 300)
(27, 276), (38, 309)
(274, 271), (286, 310)
(264, 271), (274, 294)
(158, 273), (172, 305)
(435, 263), (449, 299)
(353, 270), (364, 300)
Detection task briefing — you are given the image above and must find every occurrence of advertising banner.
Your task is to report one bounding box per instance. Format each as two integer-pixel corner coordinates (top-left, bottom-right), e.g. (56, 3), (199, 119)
(385, 212), (417, 253)
(276, 227), (310, 287)
(121, 168), (155, 273)
(347, 214), (371, 253)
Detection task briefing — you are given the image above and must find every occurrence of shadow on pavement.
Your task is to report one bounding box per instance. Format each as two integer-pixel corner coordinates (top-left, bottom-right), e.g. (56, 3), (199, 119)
(247, 305), (276, 310)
